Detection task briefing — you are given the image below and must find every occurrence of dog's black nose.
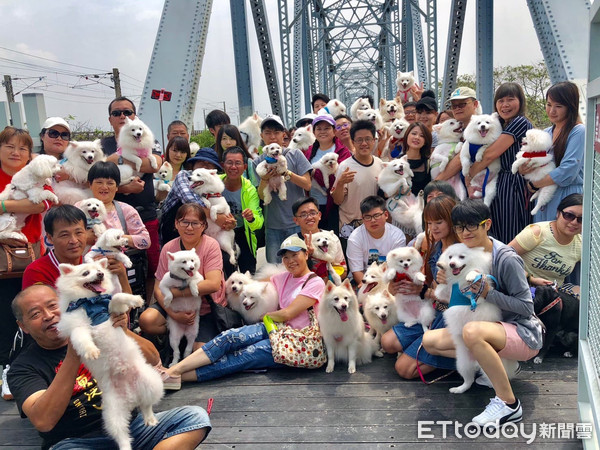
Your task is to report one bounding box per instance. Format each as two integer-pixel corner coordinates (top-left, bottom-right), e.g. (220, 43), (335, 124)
(97, 271), (104, 280)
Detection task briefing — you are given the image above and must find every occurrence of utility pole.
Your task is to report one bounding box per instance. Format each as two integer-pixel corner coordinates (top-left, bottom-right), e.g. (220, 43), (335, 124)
(112, 68), (122, 97)
(222, 101), (226, 113)
(3, 75), (14, 103)
(203, 109), (207, 129)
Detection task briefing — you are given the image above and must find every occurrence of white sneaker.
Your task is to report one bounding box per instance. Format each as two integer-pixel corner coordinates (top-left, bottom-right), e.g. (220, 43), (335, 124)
(2, 365), (13, 401)
(472, 396), (522, 427)
(475, 370), (493, 388)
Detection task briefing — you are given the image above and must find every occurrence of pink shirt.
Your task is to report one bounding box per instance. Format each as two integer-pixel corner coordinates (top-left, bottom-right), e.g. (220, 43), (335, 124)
(271, 272), (325, 329)
(156, 236), (226, 315)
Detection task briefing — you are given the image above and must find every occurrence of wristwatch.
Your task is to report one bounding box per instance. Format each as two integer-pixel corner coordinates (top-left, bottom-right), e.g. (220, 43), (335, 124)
(284, 170), (291, 181)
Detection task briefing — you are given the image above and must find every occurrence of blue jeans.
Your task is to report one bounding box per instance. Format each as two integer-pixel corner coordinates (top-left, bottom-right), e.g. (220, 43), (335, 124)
(265, 226), (300, 263)
(196, 323), (280, 382)
(51, 406), (211, 449)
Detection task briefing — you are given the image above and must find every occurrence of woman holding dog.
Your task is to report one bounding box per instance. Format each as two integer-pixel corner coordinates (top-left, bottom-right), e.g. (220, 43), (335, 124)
(521, 81), (584, 223)
(161, 236), (325, 388)
(155, 136), (191, 203)
(381, 195), (458, 379)
(401, 122), (432, 196)
(465, 82), (533, 245)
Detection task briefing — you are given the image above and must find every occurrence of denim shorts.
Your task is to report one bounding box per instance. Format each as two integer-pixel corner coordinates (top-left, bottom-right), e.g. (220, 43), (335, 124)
(50, 406), (211, 449)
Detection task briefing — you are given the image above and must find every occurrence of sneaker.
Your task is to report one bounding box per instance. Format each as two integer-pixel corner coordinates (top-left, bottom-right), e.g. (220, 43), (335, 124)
(154, 362), (181, 391)
(472, 396), (522, 427)
(475, 370), (493, 388)
(2, 365), (13, 401)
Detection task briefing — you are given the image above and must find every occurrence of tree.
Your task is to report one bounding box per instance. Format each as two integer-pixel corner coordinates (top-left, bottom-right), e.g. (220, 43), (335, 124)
(190, 129), (215, 148)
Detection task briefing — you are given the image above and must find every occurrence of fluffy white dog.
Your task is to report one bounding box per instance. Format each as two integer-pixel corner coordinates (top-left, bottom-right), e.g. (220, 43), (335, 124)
(84, 229), (133, 289)
(239, 112), (263, 158)
(189, 142), (200, 158)
(78, 197), (108, 238)
(255, 143), (288, 205)
(460, 113), (503, 206)
(237, 281), (279, 324)
(311, 152), (339, 195)
(363, 290), (398, 354)
(317, 99), (347, 117)
(382, 117), (410, 161)
(0, 213), (27, 241)
(159, 250), (204, 365)
(154, 161), (174, 194)
(512, 129), (556, 215)
(358, 261), (388, 302)
(379, 97), (404, 122)
(430, 119), (466, 200)
(318, 279), (379, 374)
(356, 108), (385, 131)
(310, 229), (342, 285)
(288, 125), (316, 151)
(56, 259), (163, 450)
(378, 156), (414, 198)
(435, 243), (503, 394)
(225, 270), (254, 310)
(396, 71), (415, 103)
(54, 140), (104, 205)
(116, 117), (157, 184)
(350, 97), (371, 120)
(384, 247), (434, 332)
(189, 168), (238, 265)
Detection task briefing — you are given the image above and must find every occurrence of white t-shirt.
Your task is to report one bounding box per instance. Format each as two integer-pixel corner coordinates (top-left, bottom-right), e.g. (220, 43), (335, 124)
(346, 223), (406, 274)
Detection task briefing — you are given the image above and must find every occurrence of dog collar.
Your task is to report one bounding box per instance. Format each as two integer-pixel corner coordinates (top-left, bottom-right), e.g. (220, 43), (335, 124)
(66, 294), (111, 326)
(322, 106), (331, 115)
(169, 272), (189, 290)
(398, 89), (410, 103)
(265, 156), (278, 164)
(522, 151), (547, 158)
(87, 217), (103, 226)
(91, 247), (114, 256)
(202, 193), (222, 199)
(393, 272), (412, 283)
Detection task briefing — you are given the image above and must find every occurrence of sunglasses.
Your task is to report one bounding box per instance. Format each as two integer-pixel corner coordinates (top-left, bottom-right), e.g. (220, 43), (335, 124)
(46, 129), (70, 141)
(560, 210), (583, 224)
(110, 109), (134, 117)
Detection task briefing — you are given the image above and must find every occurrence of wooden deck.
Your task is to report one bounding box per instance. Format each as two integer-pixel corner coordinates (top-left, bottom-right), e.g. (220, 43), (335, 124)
(0, 351), (583, 449)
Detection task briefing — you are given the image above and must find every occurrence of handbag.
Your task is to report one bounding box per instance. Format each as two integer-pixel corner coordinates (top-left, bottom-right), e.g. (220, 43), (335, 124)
(0, 241), (41, 279)
(268, 273), (326, 369)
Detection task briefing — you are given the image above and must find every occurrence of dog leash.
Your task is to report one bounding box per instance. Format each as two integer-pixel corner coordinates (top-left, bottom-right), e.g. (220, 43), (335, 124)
(459, 274), (498, 311)
(538, 296), (562, 316)
(206, 398), (214, 415)
(415, 344), (455, 384)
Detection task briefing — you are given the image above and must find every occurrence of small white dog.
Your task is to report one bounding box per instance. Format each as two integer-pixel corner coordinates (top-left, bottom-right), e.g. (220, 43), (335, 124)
(384, 247), (434, 332)
(288, 125), (316, 151)
(225, 270), (254, 305)
(382, 117), (410, 161)
(512, 129), (556, 215)
(379, 97), (404, 122)
(310, 229), (342, 285)
(378, 156), (414, 198)
(117, 117), (157, 177)
(237, 281), (279, 324)
(78, 197), (108, 238)
(84, 229), (132, 275)
(255, 143), (288, 205)
(56, 259), (163, 450)
(356, 108), (385, 131)
(460, 113), (503, 206)
(317, 99), (347, 117)
(54, 140), (104, 205)
(239, 112), (263, 158)
(350, 97), (372, 120)
(159, 250), (204, 365)
(358, 261), (388, 302)
(311, 152), (339, 195)
(189, 168), (238, 265)
(318, 279), (379, 374)
(189, 142), (200, 158)
(430, 119), (466, 200)
(154, 161), (174, 194)
(0, 213), (27, 241)
(435, 243), (504, 394)
(396, 71), (415, 103)
(387, 191), (425, 236)
(363, 290), (398, 354)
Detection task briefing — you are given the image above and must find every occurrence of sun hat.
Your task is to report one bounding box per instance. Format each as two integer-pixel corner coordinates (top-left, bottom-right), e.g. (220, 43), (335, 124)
(186, 147), (223, 171)
(446, 87), (477, 105)
(276, 235), (308, 256)
(312, 114), (336, 127)
(42, 117), (70, 132)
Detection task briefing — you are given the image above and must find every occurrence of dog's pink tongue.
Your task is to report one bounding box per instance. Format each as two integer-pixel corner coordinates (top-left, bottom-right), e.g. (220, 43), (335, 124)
(90, 282), (106, 293)
(90, 211), (99, 218)
(339, 310), (348, 322)
(479, 129), (488, 138)
(381, 318), (387, 324)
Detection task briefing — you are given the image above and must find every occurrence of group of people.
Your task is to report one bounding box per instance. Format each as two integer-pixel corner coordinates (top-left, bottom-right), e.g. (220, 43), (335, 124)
(0, 78), (583, 446)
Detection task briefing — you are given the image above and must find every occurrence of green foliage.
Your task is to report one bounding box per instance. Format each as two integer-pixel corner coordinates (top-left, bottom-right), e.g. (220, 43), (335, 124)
(190, 129), (215, 148)
(66, 116), (112, 141)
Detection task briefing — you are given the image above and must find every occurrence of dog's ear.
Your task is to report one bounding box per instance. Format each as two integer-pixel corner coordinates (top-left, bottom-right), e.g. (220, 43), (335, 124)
(98, 258), (109, 269)
(379, 98), (385, 107)
(167, 252), (175, 261)
(244, 270), (251, 277)
(432, 123), (442, 133)
(59, 263), (76, 275)
(342, 278), (352, 291)
(305, 124), (312, 133)
(326, 280), (336, 292)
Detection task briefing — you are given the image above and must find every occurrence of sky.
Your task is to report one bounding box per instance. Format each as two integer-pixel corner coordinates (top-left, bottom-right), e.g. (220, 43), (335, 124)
(0, 0), (547, 131)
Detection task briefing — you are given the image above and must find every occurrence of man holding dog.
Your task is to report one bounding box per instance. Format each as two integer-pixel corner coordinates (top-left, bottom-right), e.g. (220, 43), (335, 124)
(8, 284), (211, 449)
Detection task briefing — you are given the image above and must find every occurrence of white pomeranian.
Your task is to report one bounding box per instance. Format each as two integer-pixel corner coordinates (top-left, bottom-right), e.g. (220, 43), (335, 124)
(54, 139), (104, 205)
(116, 117), (157, 184)
(382, 117), (410, 161)
(78, 197), (107, 238)
(378, 156), (414, 198)
(84, 229), (132, 292)
(311, 152), (339, 195)
(310, 229), (343, 285)
(384, 247), (434, 332)
(363, 290), (398, 354)
(154, 161), (174, 194)
(255, 143), (288, 205)
(288, 125), (316, 152)
(430, 119), (466, 200)
(239, 112), (263, 158)
(379, 97), (404, 122)
(56, 259), (163, 450)
(318, 279), (379, 374)
(350, 97), (371, 120)
(236, 281), (279, 324)
(159, 250), (204, 365)
(356, 108), (385, 131)
(225, 270), (254, 310)
(357, 261), (388, 302)
(317, 99), (347, 117)
(396, 71), (415, 103)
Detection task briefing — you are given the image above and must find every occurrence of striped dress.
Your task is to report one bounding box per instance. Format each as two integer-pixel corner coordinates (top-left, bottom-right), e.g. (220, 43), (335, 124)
(489, 115), (533, 244)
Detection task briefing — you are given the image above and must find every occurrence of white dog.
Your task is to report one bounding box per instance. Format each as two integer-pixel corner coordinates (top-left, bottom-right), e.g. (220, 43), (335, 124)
(317, 99), (347, 117)
(382, 117), (410, 161)
(239, 112), (262, 158)
(0, 213), (27, 241)
(435, 243), (503, 394)
(189, 168), (238, 265)
(363, 290), (398, 354)
(350, 97), (372, 120)
(154, 161), (174, 194)
(430, 118), (466, 200)
(288, 125), (316, 152)
(318, 279), (379, 374)
(311, 152), (339, 195)
(387, 191), (424, 236)
(311, 229), (343, 285)
(237, 281), (279, 324)
(356, 108), (385, 131)
(225, 270), (254, 310)
(56, 259), (163, 450)
(78, 197), (107, 238)
(159, 250), (204, 365)
(384, 247), (434, 332)
(116, 117), (157, 184)
(255, 143), (288, 205)
(378, 156), (413, 198)
(358, 261), (388, 302)
(379, 97), (404, 122)
(53, 140), (104, 204)
(396, 71), (415, 103)
(512, 129), (556, 215)
(84, 229), (132, 290)
(460, 113), (503, 206)
(189, 142), (200, 158)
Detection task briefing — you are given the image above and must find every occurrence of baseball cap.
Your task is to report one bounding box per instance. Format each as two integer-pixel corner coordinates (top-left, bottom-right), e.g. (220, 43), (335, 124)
(415, 97), (438, 112)
(296, 113), (317, 128)
(42, 117), (71, 132)
(312, 114), (336, 127)
(447, 87), (477, 104)
(276, 235), (307, 256)
(261, 114), (285, 131)
(186, 147), (223, 171)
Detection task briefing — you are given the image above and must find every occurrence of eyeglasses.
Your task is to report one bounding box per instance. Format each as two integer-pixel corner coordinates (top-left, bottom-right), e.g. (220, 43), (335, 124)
(354, 137), (375, 145)
(296, 210), (319, 219)
(450, 101), (473, 111)
(335, 122), (350, 130)
(404, 109), (417, 116)
(46, 129), (71, 141)
(453, 219), (488, 233)
(178, 220), (204, 229)
(560, 211), (583, 224)
(110, 109), (135, 117)
(362, 212), (386, 222)
(224, 160), (245, 167)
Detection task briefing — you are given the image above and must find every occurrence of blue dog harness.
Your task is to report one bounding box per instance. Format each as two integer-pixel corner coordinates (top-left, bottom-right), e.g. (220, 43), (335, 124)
(66, 294), (111, 326)
(449, 274), (498, 311)
(461, 142), (491, 198)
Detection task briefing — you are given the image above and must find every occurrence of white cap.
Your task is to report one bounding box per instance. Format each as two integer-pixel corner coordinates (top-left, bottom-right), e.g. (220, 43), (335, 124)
(42, 117), (71, 132)
(261, 114), (285, 130)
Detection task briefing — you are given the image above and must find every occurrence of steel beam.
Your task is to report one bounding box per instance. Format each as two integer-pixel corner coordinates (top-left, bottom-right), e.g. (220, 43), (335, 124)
(441, 0), (467, 107)
(426, 0), (438, 94)
(277, 0), (293, 126)
(401, 0), (414, 72)
(476, 0), (493, 113)
(230, 0), (253, 121)
(410, 1), (427, 89)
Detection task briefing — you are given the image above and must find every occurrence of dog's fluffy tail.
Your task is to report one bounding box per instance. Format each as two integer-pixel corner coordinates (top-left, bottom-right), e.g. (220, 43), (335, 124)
(357, 332), (378, 365)
(254, 263), (287, 281)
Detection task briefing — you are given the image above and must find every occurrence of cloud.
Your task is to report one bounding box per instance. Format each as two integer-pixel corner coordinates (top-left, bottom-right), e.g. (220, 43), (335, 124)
(14, 43), (58, 62)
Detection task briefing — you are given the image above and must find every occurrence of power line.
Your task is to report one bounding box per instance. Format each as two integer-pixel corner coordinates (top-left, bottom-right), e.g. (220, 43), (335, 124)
(0, 46), (108, 72)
